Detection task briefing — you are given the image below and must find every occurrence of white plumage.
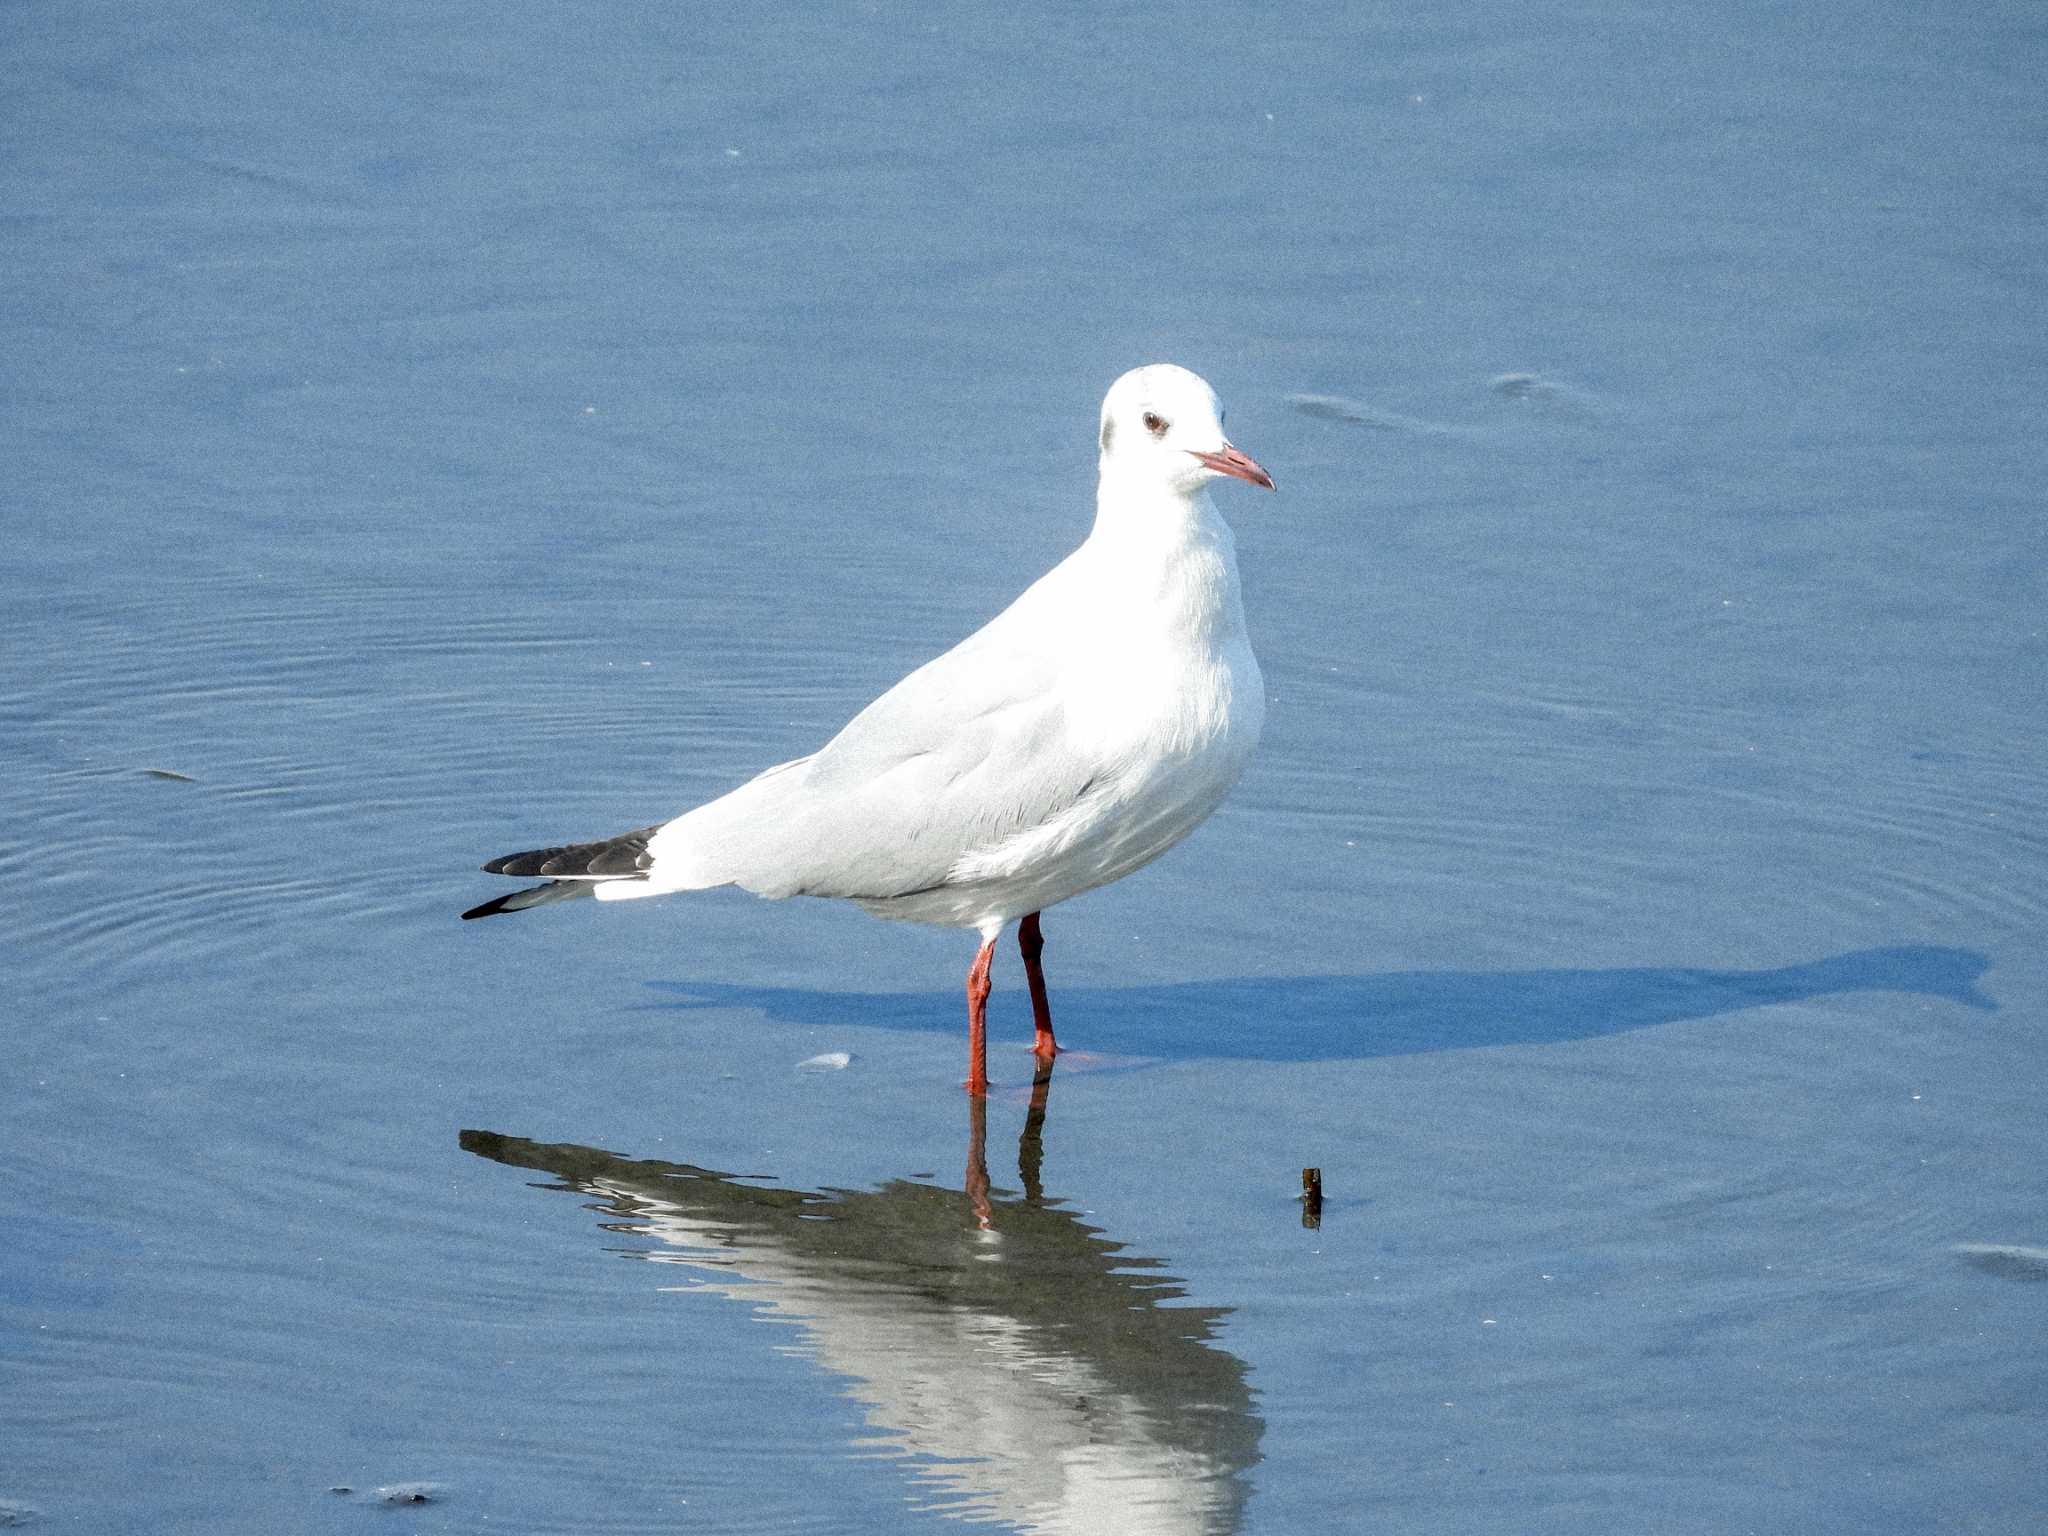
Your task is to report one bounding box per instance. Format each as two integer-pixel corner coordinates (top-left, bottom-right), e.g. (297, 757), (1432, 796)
(467, 363), (1274, 1092)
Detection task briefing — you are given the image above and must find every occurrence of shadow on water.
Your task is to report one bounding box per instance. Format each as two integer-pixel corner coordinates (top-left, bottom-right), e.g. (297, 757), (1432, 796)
(462, 1065), (1263, 1535)
(638, 945), (1994, 1063)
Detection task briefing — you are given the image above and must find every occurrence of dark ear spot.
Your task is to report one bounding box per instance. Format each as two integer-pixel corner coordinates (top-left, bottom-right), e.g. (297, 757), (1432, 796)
(1100, 417), (1116, 453)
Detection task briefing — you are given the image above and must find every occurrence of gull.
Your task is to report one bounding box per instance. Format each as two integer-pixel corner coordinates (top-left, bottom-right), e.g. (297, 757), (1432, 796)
(464, 364), (1274, 1094)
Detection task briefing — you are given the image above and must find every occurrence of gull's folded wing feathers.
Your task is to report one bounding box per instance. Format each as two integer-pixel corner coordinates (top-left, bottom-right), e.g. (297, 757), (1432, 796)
(642, 579), (1110, 902)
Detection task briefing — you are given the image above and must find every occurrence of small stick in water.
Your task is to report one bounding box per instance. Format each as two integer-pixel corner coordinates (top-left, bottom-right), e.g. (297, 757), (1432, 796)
(1300, 1167), (1323, 1229)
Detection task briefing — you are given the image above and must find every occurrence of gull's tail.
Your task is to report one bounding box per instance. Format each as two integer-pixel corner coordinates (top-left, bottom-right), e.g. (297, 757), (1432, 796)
(461, 823), (662, 920)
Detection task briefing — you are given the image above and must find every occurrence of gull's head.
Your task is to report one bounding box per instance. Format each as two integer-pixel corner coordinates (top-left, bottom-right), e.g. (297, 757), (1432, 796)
(1098, 364), (1275, 498)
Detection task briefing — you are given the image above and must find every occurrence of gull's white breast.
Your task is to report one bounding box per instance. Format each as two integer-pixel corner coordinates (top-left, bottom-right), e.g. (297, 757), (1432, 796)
(863, 507), (1264, 931)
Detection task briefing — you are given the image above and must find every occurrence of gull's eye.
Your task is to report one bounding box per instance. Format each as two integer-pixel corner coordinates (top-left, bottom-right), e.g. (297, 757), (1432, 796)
(1142, 412), (1167, 437)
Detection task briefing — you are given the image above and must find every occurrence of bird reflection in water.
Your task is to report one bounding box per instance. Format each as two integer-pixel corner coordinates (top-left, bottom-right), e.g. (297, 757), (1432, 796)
(460, 1064), (1262, 1534)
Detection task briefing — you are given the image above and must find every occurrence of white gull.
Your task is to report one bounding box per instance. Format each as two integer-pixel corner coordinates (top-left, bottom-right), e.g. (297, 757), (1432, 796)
(464, 363), (1274, 1094)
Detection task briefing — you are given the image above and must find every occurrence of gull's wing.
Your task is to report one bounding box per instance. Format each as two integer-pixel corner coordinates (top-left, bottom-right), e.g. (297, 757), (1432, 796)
(643, 564), (1112, 903)
(647, 608), (1104, 903)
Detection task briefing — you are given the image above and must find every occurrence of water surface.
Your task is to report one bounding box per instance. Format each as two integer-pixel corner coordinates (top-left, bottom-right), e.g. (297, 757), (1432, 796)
(4, 3), (2045, 1532)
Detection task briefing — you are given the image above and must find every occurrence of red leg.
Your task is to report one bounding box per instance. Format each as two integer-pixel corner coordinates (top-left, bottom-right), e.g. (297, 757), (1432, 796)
(1017, 911), (1059, 1060)
(964, 935), (996, 1096)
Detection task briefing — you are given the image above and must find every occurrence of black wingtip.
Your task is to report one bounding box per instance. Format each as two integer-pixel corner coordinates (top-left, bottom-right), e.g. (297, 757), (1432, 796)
(462, 893), (523, 920)
(477, 824), (662, 880)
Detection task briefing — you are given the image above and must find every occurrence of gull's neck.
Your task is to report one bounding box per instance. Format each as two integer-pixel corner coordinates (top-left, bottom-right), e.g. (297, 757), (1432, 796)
(1087, 464), (1233, 558)
(1079, 463), (1245, 653)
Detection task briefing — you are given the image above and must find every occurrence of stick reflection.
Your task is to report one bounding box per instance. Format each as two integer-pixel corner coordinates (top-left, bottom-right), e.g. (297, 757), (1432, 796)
(461, 1063), (1261, 1533)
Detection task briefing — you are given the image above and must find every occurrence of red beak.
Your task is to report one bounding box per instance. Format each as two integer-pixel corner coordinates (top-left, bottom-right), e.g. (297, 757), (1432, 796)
(1189, 443), (1276, 491)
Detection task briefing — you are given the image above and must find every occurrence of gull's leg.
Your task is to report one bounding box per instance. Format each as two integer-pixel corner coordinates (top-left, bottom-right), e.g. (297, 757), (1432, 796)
(1017, 911), (1059, 1060)
(965, 935), (997, 1096)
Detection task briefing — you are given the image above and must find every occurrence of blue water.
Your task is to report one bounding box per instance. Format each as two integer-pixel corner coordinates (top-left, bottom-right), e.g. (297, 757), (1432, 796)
(5, 3), (2045, 1532)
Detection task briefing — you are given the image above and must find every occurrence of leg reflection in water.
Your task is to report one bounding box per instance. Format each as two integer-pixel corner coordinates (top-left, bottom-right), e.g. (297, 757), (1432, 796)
(967, 1054), (1059, 1230)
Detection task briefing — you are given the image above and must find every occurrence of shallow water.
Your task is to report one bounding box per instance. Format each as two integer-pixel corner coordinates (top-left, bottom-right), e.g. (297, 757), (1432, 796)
(5, 3), (2046, 1532)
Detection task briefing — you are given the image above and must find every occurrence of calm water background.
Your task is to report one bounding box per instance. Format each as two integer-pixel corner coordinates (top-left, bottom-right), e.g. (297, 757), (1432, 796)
(5, 3), (2045, 1532)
